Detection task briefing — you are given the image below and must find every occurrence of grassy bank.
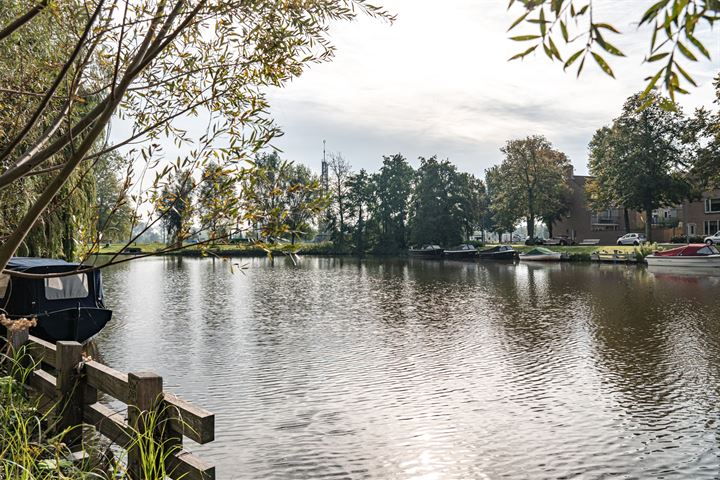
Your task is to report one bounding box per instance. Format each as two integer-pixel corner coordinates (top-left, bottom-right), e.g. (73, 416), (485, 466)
(94, 241), (665, 262)
(96, 241), (338, 257)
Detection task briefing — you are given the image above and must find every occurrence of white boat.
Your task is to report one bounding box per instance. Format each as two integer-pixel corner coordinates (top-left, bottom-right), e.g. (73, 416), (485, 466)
(645, 244), (720, 267)
(518, 247), (564, 262)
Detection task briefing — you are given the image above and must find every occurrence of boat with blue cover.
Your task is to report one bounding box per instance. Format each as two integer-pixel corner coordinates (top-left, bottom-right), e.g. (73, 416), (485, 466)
(0, 258), (111, 343)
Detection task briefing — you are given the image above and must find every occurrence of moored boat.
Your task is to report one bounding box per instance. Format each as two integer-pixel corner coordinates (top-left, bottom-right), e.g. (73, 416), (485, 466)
(477, 245), (517, 260)
(645, 244), (720, 267)
(444, 244), (478, 259)
(519, 247), (564, 262)
(409, 245), (444, 257)
(0, 258), (112, 343)
(590, 250), (638, 263)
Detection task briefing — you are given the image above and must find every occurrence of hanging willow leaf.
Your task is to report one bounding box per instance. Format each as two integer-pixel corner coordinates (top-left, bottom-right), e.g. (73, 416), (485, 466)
(508, 10), (530, 31)
(592, 52), (615, 77)
(677, 41), (698, 61)
(564, 49), (583, 70)
(509, 44), (539, 61)
(687, 33), (711, 59)
(560, 20), (568, 42)
(594, 22), (621, 33)
(647, 52), (670, 62)
(674, 60), (698, 87)
(510, 34), (541, 41)
(640, 0), (670, 25)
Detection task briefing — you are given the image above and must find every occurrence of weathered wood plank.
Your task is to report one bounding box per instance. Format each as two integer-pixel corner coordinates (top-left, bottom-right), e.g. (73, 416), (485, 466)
(164, 393), (215, 444)
(27, 368), (56, 398)
(83, 403), (132, 448)
(26, 335), (56, 366)
(85, 360), (130, 404)
(55, 341), (84, 444)
(166, 450), (216, 480)
(128, 372), (163, 480)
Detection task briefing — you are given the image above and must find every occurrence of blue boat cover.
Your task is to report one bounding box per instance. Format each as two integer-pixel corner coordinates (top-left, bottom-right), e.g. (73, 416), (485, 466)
(6, 257), (81, 272)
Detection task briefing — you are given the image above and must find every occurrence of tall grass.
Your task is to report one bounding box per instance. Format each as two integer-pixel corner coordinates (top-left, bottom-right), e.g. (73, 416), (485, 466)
(0, 345), (189, 480)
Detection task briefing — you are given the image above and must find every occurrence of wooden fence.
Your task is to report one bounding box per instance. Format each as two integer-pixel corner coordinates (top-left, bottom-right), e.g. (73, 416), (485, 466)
(8, 330), (215, 480)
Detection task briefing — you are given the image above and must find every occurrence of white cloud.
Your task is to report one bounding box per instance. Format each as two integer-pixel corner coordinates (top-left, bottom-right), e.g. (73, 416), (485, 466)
(267, 0), (720, 177)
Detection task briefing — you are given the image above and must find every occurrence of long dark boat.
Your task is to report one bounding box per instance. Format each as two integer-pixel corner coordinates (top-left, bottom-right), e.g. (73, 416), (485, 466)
(477, 245), (517, 260)
(0, 258), (112, 343)
(408, 245), (444, 257)
(444, 244), (478, 259)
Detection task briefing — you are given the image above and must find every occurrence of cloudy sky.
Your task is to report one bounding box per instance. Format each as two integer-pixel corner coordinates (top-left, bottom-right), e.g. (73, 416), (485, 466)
(266, 0), (720, 178)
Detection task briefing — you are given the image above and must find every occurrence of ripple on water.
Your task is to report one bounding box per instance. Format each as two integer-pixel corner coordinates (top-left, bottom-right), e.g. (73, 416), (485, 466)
(96, 257), (720, 479)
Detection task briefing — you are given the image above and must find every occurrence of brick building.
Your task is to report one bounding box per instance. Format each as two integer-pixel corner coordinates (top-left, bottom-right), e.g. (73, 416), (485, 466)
(552, 169), (720, 245)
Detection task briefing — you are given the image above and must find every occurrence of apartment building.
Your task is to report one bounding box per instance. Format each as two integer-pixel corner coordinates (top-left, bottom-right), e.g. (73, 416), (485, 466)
(552, 169), (719, 244)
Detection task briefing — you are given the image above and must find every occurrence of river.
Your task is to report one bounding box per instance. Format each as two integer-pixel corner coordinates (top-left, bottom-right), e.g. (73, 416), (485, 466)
(95, 256), (720, 479)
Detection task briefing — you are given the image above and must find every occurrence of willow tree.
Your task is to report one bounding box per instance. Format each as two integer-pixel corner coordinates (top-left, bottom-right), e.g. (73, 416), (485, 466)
(507, 0), (718, 102)
(0, 0), (392, 273)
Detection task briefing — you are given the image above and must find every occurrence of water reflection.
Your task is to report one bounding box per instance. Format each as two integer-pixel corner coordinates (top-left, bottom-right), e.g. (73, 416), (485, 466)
(96, 257), (720, 479)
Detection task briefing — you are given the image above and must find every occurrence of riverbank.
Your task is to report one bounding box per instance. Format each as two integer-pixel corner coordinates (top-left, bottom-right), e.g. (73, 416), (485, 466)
(96, 242), (653, 262)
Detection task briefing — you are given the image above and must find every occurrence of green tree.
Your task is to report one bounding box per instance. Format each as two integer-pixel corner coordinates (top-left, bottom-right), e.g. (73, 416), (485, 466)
(685, 76), (720, 187)
(490, 136), (571, 241)
(457, 172), (488, 241)
(507, 0), (718, 101)
(197, 162), (239, 242)
(159, 170), (195, 248)
(95, 151), (135, 244)
(485, 165), (519, 242)
(326, 152), (352, 251)
(0, 0), (392, 271)
(409, 156), (465, 247)
(587, 92), (694, 241)
(373, 154), (414, 252)
(346, 169), (375, 254)
(242, 152), (326, 245)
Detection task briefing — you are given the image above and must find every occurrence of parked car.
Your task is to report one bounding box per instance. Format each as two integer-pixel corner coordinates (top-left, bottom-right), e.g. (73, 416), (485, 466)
(525, 236), (545, 246)
(545, 235), (574, 246)
(704, 231), (720, 245)
(617, 233), (646, 246)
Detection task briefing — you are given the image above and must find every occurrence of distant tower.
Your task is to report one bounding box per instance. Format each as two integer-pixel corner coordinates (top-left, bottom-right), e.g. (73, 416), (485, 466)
(321, 140), (329, 194)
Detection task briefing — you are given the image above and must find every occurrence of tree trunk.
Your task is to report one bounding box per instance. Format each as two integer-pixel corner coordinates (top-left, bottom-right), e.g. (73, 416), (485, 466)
(547, 220), (554, 238)
(624, 208), (630, 233)
(644, 202), (653, 243)
(527, 214), (535, 241)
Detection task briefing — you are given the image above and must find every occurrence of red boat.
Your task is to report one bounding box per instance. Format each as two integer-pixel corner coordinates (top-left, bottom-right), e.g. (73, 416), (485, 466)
(645, 244), (720, 267)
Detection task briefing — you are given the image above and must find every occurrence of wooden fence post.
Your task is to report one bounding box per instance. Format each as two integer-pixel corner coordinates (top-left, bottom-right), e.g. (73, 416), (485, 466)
(55, 341), (84, 445)
(8, 326), (29, 353)
(128, 372), (163, 480)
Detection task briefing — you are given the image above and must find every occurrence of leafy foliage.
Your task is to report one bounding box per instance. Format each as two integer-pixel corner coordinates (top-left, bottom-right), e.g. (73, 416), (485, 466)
(507, 0), (719, 101)
(488, 136), (571, 240)
(586, 92), (695, 241)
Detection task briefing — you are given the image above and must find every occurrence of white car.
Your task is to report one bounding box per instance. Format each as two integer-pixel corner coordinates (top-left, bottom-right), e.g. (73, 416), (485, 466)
(705, 231), (720, 245)
(617, 233), (646, 246)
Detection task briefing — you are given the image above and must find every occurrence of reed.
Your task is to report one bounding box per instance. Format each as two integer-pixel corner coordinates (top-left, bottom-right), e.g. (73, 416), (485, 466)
(0, 346), (189, 480)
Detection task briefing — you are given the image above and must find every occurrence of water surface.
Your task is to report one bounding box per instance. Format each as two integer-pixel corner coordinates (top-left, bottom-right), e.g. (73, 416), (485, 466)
(96, 257), (720, 479)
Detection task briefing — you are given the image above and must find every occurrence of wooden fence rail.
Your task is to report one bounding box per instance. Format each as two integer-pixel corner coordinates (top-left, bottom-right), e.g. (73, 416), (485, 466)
(7, 330), (215, 480)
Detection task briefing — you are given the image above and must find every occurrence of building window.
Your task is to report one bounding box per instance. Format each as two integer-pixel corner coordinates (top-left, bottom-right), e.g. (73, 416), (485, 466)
(688, 223), (696, 235)
(705, 198), (720, 213)
(704, 220), (719, 236)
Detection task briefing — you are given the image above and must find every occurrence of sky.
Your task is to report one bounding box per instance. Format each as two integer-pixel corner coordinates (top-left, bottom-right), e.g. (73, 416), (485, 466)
(265, 0), (720, 178)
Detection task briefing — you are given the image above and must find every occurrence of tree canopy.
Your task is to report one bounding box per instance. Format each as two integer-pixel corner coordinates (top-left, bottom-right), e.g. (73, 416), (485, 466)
(586, 92), (694, 241)
(488, 136), (571, 240)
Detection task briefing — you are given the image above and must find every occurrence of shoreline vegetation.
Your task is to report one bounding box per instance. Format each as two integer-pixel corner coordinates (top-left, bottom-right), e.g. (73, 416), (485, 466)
(94, 242), (657, 262)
